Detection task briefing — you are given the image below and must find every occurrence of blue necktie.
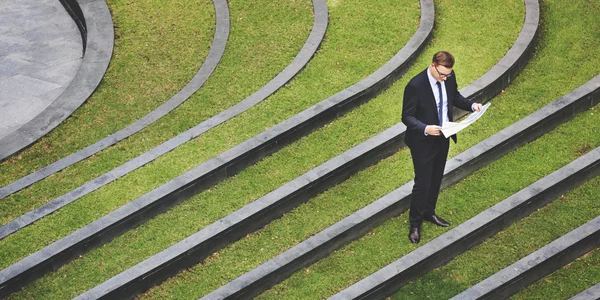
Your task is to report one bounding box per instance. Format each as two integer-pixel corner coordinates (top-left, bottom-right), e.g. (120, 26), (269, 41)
(436, 81), (443, 126)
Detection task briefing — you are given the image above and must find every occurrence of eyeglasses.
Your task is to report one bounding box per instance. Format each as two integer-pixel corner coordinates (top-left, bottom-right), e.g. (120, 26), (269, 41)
(434, 65), (453, 79)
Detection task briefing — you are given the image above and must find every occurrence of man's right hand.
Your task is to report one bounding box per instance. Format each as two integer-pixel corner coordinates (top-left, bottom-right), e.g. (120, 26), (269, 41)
(425, 125), (443, 136)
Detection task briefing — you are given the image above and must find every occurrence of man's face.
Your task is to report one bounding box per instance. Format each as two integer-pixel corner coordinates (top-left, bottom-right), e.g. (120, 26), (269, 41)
(431, 63), (453, 82)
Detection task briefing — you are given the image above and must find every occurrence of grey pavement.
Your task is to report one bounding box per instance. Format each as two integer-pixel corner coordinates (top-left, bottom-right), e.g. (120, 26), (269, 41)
(0, 0), (82, 140)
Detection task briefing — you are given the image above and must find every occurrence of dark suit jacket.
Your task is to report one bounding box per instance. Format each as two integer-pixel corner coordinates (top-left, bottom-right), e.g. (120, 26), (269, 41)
(402, 68), (474, 148)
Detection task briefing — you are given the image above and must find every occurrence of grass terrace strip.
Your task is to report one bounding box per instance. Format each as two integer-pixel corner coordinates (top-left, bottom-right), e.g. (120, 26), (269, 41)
(513, 249), (600, 299)
(0, 0), (322, 240)
(0, 0), (230, 199)
(215, 74), (599, 300)
(333, 146), (600, 299)
(1, 0), (420, 298)
(451, 215), (600, 300)
(0, 0), (113, 162)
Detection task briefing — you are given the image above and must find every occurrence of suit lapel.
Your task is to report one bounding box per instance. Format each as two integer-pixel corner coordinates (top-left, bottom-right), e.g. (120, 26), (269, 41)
(445, 75), (457, 122)
(419, 69), (439, 121)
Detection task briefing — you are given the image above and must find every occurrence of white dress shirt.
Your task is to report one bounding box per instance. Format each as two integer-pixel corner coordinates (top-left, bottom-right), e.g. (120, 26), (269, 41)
(427, 67), (449, 125)
(423, 68), (448, 136)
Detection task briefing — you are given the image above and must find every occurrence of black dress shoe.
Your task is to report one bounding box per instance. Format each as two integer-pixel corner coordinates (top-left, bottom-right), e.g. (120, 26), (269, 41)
(408, 227), (420, 244)
(425, 214), (450, 227)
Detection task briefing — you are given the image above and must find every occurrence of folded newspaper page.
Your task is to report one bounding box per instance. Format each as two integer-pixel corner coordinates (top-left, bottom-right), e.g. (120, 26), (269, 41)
(441, 102), (491, 138)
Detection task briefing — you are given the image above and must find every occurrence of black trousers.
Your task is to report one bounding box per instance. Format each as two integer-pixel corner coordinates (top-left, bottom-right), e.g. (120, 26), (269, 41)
(408, 136), (450, 228)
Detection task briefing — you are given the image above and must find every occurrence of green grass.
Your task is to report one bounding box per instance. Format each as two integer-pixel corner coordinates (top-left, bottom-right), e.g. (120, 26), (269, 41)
(512, 248), (600, 299)
(129, 0), (527, 298)
(0, 0), (313, 223)
(4, 0), (419, 298)
(0, 0), (214, 184)
(3, 0), (598, 298)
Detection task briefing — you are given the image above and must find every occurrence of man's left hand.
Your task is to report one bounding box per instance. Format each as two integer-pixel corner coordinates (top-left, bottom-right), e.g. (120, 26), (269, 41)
(472, 103), (483, 112)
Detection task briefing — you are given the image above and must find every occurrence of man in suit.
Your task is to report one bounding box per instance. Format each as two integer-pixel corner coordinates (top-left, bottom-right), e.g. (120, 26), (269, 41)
(402, 51), (482, 244)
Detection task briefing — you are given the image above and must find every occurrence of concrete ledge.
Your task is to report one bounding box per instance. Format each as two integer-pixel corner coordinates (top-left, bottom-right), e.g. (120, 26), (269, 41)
(0, 0), (113, 163)
(451, 215), (600, 300)
(0, 0), (230, 199)
(335, 147), (600, 299)
(569, 283), (600, 300)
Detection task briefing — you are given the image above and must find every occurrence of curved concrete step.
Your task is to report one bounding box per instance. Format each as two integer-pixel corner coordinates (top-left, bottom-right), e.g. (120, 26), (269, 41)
(0, 0), (113, 163)
(0, 0), (229, 199)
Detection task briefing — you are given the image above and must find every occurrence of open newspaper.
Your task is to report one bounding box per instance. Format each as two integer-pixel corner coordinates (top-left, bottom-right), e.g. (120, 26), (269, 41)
(441, 102), (491, 138)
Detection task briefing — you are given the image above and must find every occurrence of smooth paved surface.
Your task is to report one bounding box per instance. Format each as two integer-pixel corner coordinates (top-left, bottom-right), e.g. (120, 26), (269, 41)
(0, 0), (82, 140)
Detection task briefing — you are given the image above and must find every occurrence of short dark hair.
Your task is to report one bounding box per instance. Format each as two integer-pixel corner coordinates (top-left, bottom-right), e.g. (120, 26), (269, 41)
(432, 51), (455, 68)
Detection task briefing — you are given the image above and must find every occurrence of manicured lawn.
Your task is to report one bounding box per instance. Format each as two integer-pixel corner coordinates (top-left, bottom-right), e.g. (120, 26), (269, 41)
(2, 0), (598, 299)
